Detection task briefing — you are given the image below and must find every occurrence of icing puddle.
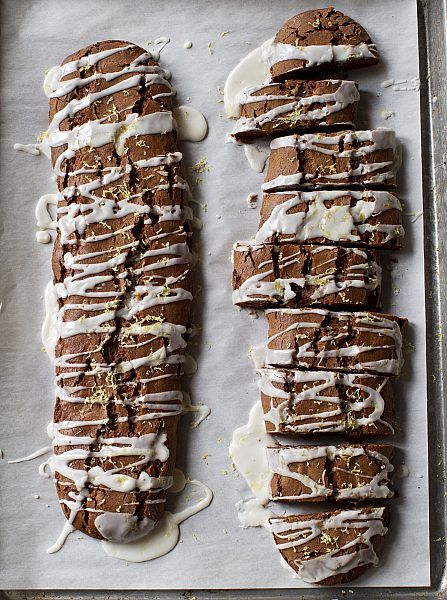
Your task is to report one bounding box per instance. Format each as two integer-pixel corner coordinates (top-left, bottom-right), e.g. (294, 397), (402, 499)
(229, 401), (273, 529)
(102, 474), (212, 562)
(223, 38), (272, 173)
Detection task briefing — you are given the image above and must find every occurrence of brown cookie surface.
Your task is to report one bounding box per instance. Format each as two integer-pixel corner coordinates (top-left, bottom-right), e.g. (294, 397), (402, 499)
(267, 7), (379, 81)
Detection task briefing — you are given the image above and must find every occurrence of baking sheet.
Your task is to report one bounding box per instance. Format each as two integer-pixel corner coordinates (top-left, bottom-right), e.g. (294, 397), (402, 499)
(0, 0), (429, 589)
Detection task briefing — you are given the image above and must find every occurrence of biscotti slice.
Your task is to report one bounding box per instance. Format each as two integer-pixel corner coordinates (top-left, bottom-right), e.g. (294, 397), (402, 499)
(232, 243), (381, 309)
(265, 308), (406, 376)
(267, 444), (393, 502)
(259, 367), (394, 436)
(256, 190), (404, 249)
(44, 40), (194, 543)
(231, 79), (359, 141)
(270, 506), (390, 584)
(263, 130), (398, 192)
(265, 7), (379, 82)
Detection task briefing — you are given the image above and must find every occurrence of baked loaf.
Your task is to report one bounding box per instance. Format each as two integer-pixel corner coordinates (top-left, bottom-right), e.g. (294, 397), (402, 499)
(270, 506), (390, 584)
(267, 444), (393, 502)
(232, 79), (359, 141)
(265, 7), (379, 81)
(232, 243), (381, 309)
(263, 130), (398, 192)
(43, 41), (192, 542)
(257, 190), (404, 249)
(259, 367), (394, 436)
(265, 309), (406, 376)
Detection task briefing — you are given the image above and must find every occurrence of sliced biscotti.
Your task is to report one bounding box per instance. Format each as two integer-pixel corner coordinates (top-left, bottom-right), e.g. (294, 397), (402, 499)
(263, 130), (399, 192)
(232, 243), (381, 309)
(270, 506), (390, 585)
(265, 308), (406, 376)
(259, 367), (394, 436)
(267, 444), (393, 502)
(231, 79), (359, 141)
(265, 7), (379, 82)
(257, 190), (404, 249)
(44, 40), (193, 542)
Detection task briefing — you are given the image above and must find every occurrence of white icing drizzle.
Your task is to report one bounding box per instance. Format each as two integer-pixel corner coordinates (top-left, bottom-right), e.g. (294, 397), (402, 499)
(173, 106), (208, 142)
(259, 368), (393, 435)
(266, 445), (393, 501)
(232, 80), (359, 137)
(271, 507), (387, 583)
(265, 308), (404, 376)
(232, 243), (381, 306)
(256, 190), (404, 246)
(263, 40), (377, 74)
(263, 129), (398, 191)
(101, 477), (213, 561)
(229, 402), (273, 529)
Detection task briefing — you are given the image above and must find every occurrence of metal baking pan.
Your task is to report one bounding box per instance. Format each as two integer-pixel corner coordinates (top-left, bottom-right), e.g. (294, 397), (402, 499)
(1, 0), (446, 597)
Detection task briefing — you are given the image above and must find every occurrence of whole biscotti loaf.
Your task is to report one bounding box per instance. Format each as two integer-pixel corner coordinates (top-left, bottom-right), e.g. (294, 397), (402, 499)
(267, 444), (394, 502)
(270, 506), (390, 585)
(257, 190), (404, 249)
(42, 40), (192, 543)
(258, 367), (394, 436)
(231, 79), (359, 141)
(264, 7), (379, 82)
(265, 308), (406, 376)
(232, 243), (381, 309)
(263, 130), (399, 192)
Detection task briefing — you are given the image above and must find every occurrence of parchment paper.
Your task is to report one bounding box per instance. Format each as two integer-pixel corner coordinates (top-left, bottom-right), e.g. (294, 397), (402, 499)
(0, 0), (429, 589)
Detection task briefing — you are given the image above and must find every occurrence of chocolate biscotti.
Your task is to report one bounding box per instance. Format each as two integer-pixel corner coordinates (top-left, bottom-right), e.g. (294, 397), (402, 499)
(256, 190), (404, 249)
(43, 40), (192, 542)
(232, 243), (381, 309)
(270, 506), (390, 585)
(263, 130), (399, 192)
(265, 309), (406, 376)
(231, 79), (359, 141)
(265, 7), (379, 82)
(259, 367), (394, 436)
(267, 444), (393, 502)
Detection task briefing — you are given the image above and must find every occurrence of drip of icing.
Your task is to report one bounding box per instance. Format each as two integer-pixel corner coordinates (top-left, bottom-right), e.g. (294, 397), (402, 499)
(243, 140), (270, 173)
(8, 445), (52, 464)
(36, 231), (51, 244)
(182, 392), (211, 427)
(229, 402), (273, 528)
(101, 478), (212, 562)
(224, 39), (273, 118)
(41, 281), (59, 359)
(173, 106), (208, 142)
(13, 143), (41, 155)
(148, 37), (171, 61)
(184, 41), (193, 49)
